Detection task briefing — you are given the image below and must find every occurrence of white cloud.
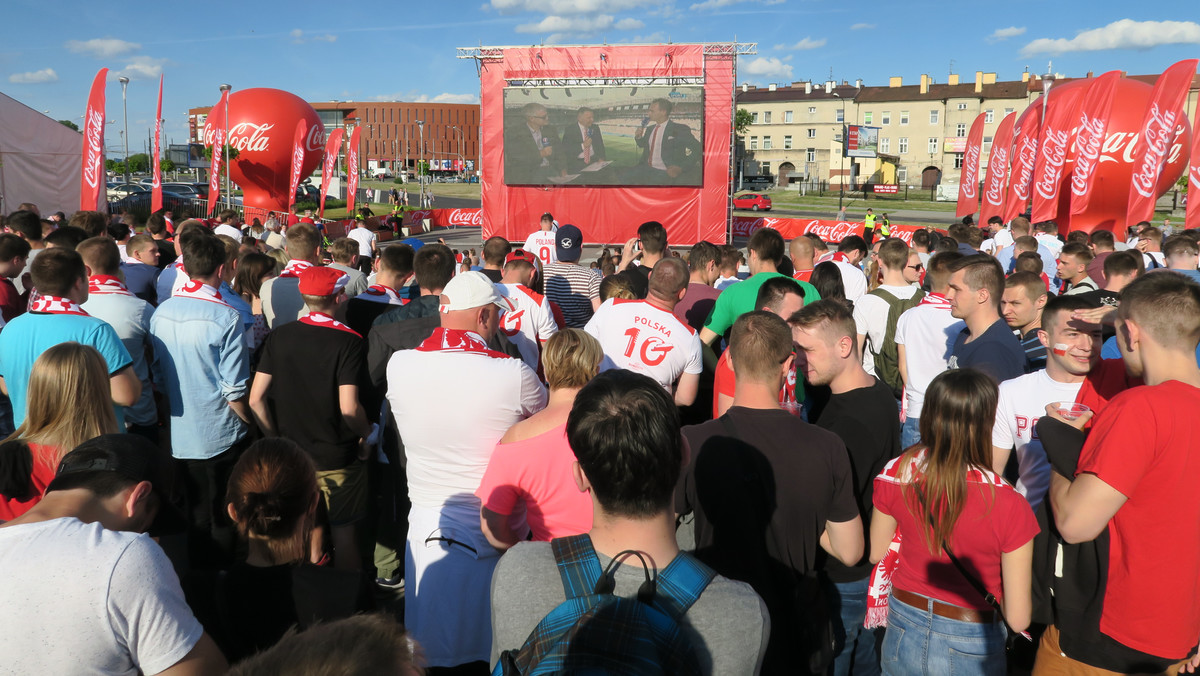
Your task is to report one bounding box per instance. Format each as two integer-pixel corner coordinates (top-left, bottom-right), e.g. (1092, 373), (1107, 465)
(740, 56), (793, 80)
(371, 91), (480, 104)
(8, 68), (58, 84)
(1022, 19), (1200, 56)
(624, 31), (667, 43)
(65, 37), (140, 58)
(987, 26), (1026, 43)
(690, 0), (745, 9)
(491, 0), (657, 14)
(110, 56), (168, 81)
(775, 37), (826, 50)
(516, 14), (617, 33)
(850, 22), (875, 30)
(614, 17), (644, 30)
(290, 29), (337, 44)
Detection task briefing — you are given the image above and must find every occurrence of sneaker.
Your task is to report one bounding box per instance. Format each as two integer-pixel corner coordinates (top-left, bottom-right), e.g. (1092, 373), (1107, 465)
(375, 574), (405, 590)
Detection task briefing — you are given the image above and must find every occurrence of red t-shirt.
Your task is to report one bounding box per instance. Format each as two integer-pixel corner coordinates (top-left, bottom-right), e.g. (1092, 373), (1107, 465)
(0, 278), (28, 323)
(0, 443), (57, 521)
(793, 269), (814, 283)
(712, 349), (799, 418)
(874, 457), (1039, 610)
(1076, 380), (1200, 658)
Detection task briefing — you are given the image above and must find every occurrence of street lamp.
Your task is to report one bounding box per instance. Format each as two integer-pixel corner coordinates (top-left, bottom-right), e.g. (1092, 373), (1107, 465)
(219, 84), (232, 210)
(118, 77), (130, 185)
(449, 125), (465, 179)
(417, 119), (425, 194)
(832, 91), (846, 218)
(1040, 62), (1055, 128)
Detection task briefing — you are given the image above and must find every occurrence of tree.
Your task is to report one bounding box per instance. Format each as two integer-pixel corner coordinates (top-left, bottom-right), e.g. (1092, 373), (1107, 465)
(126, 153), (150, 174)
(160, 158), (175, 173)
(735, 108), (754, 137)
(58, 119), (79, 132)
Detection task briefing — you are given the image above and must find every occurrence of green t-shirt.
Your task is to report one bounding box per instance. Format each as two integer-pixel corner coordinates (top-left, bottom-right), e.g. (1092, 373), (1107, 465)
(703, 272), (821, 336)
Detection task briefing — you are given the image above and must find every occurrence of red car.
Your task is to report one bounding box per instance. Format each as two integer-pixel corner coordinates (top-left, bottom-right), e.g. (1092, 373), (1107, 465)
(733, 192), (772, 211)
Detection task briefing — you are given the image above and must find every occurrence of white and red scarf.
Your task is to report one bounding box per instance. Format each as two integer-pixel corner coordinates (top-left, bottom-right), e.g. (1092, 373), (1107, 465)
(359, 284), (405, 305)
(279, 259), (314, 279)
(298, 311), (361, 337)
(31, 294), (88, 316)
(175, 280), (230, 307)
(918, 292), (951, 309)
(416, 327), (511, 359)
(88, 275), (133, 297)
(816, 251), (852, 265)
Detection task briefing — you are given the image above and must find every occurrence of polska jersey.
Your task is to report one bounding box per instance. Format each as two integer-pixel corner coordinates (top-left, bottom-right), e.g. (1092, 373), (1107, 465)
(524, 230), (559, 266)
(496, 282), (560, 373)
(584, 298), (703, 392)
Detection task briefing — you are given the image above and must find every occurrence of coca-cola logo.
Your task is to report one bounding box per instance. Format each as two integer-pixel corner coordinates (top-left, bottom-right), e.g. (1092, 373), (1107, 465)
(1131, 103), (1178, 198)
(961, 143), (981, 198)
(1191, 163), (1200, 189)
(984, 145), (1008, 206)
(446, 209), (483, 227)
(289, 141), (305, 193)
(228, 122), (274, 153)
(801, 220), (861, 242)
(305, 125), (325, 152)
(82, 108), (104, 190)
(152, 119), (163, 190)
(1070, 112), (1105, 197)
(1012, 134), (1038, 201)
(1034, 129), (1070, 199)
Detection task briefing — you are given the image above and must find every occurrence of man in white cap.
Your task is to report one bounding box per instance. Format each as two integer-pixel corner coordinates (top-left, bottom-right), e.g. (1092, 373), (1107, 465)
(386, 271), (547, 671)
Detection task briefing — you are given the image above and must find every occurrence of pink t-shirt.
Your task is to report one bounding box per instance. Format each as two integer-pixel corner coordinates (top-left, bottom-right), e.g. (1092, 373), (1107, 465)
(475, 423), (593, 541)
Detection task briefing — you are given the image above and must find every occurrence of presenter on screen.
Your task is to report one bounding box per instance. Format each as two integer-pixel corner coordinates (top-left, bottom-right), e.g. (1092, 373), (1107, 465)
(626, 98), (701, 185)
(504, 102), (562, 184)
(560, 107), (607, 175)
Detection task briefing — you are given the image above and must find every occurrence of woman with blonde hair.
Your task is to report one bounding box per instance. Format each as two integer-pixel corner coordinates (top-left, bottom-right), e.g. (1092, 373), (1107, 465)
(475, 328), (603, 550)
(0, 342), (119, 519)
(869, 368), (1037, 675)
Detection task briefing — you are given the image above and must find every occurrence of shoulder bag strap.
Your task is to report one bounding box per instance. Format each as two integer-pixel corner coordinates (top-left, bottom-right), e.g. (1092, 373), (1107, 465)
(551, 534), (605, 600)
(654, 552), (718, 619)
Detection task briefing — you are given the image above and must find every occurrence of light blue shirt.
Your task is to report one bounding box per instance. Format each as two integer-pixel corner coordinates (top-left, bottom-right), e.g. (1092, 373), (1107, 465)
(149, 289), (249, 459)
(82, 292), (157, 427)
(996, 243), (1061, 292)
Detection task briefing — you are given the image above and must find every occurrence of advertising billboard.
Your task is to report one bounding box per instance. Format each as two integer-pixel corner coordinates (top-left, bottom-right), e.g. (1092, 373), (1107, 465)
(845, 125), (880, 158)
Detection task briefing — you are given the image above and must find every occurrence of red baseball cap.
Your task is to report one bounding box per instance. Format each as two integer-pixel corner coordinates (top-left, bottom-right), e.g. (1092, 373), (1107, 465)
(298, 266), (349, 296)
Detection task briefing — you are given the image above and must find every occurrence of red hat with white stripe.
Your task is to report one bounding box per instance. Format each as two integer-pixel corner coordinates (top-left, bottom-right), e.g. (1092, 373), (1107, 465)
(298, 266), (349, 296)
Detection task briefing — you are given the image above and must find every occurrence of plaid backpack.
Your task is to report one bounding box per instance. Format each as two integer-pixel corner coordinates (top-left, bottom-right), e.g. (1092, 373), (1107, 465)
(494, 534), (717, 676)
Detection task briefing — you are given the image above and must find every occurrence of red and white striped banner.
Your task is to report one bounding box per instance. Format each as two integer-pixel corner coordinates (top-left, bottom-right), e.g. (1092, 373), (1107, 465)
(1031, 85), (1085, 223)
(79, 68), (108, 212)
(151, 74), (164, 213)
(1126, 59), (1199, 225)
(287, 119), (307, 214)
(980, 112), (1016, 226)
(956, 112), (987, 218)
(346, 126), (361, 217)
(319, 128), (344, 219)
(1004, 104), (1043, 223)
(1069, 71), (1122, 217)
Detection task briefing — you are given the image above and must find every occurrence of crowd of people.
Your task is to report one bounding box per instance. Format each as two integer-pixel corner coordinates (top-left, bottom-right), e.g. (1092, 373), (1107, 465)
(0, 198), (1199, 676)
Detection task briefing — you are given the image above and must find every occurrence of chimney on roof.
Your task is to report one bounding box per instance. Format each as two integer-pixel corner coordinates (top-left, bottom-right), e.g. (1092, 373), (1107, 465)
(1087, 70), (1094, 78)
(948, 73), (959, 86)
(920, 74), (930, 94)
(768, 83), (777, 91)
(805, 82), (813, 94)
(974, 70), (984, 94)
(889, 76), (902, 88)
(983, 72), (997, 84)
(1022, 71), (1030, 83)
(826, 80), (836, 91)
(741, 83), (748, 92)
(855, 78), (863, 89)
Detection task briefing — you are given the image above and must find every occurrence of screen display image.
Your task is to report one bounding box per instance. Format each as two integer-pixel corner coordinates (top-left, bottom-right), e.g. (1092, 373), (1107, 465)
(502, 86), (704, 187)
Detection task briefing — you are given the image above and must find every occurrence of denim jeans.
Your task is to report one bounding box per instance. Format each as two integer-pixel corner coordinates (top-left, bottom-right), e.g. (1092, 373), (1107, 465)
(900, 417), (921, 450)
(828, 576), (881, 676)
(880, 591), (1006, 676)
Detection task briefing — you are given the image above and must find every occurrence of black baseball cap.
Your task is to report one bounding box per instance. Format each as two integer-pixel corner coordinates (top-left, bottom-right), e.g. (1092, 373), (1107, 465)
(556, 224), (583, 261)
(48, 434), (185, 536)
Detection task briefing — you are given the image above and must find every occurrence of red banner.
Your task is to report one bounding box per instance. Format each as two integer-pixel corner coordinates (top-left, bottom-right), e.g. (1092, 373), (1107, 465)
(873, 184), (898, 194)
(79, 68), (108, 212)
(151, 74), (164, 213)
(1188, 114), (1200, 230)
(346, 126), (361, 217)
(730, 216), (932, 245)
(1032, 86), (1085, 223)
(206, 90), (228, 216)
(980, 112), (1016, 226)
(1004, 104), (1043, 223)
(1127, 59), (1199, 225)
(319, 128), (344, 219)
(1069, 71), (1122, 217)
(409, 208), (483, 230)
(956, 112), (987, 218)
(287, 119), (307, 214)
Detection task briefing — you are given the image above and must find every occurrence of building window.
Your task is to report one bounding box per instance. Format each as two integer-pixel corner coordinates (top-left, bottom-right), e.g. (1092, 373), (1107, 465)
(900, 111), (909, 125)
(863, 111), (873, 124)
(957, 102), (968, 110)
(784, 110), (794, 123)
(763, 137), (773, 150)
(1004, 107), (1014, 116)
(808, 106), (816, 114)
(764, 111), (772, 124)
(956, 123), (967, 137)
(928, 137), (939, 154)
(761, 161), (771, 174)
(930, 109), (940, 124)
(985, 109), (994, 123)
(983, 136), (993, 154)
(897, 167), (908, 183)
(806, 147), (816, 163)
(749, 136), (758, 150)
(784, 135), (793, 149)
(836, 108), (844, 123)
(882, 111), (891, 125)
(807, 128), (817, 138)
(752, 111), (759, 124)
(954, 153), (964, 169)
(880, 137), (890, 153)
(898, 137), (909, 154)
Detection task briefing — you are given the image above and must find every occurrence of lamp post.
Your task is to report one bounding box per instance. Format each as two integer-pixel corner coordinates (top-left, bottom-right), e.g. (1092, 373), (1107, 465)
(219, 84), (232, 209)
(832, 91), (846, 218)
(449, 125), (465, 179)
(1040, 62), (1055, 128)
(417, 119), (425, 194)
(118, 77), (130, 185)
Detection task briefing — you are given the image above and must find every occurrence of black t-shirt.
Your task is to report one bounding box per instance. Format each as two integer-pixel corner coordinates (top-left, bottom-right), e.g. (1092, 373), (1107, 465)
(811, 377), (902, 582)
(345, 298), (397, 338)
(155, 239), (177, 269)
(618, 265), (651, 298)
(480, 268), (503, 283)
(257, 321), (367, 470)
(950, 318), (1026, 383)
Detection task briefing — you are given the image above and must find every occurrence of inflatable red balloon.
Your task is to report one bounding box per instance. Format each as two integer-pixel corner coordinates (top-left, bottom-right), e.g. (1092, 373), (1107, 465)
(1019, 77), (1190, 235)
(202, 88), (325, 213)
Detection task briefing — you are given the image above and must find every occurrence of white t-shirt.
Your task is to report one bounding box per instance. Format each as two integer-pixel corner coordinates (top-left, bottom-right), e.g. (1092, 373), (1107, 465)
(714, 275), (739, 291)
(213, 223), (242, 240)
(347, 226), (377, 258)
(836, 260), (869, 302)
(523, 230), (558, 266)
(496, 283), (560, 372)
(0, 517), (203, 676)
(893, 298), (965, 420)
(992, 228), (1015, 251)
(991, 369), (1083, 509)
(584, 298), (703, 392)
(1035, 233), (1063, 257)
(853, 284), (922, 376)
(1143, 251), (1166, 269)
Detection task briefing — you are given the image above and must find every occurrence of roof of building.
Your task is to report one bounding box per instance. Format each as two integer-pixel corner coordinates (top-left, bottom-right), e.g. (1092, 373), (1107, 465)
(736, 84), (859, 103)
(855, 80), (1028, 103)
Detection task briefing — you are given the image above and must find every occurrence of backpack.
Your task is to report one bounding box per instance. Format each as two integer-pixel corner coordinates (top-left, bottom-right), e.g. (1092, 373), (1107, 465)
(866, 287), (925, 398)
(494, 534), (717, 676)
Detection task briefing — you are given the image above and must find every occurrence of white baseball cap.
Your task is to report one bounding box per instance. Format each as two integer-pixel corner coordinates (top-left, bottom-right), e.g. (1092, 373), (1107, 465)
(439, 271), (506, 313)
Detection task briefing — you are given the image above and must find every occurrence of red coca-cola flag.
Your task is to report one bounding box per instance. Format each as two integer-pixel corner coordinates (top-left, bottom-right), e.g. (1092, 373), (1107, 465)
(287, 119), (307, 214)
(980, 112), (1016, 226)
(151, 74), (164, 213)
(1127, 59), (1199, 225)
(956, 112), (987, 218)
(79, 68), (108, 212)
(206, 90), (228, 216)
(319, 128), (345, 219)
(1032, 86), (1085, 223)
(346, 126), (361, 217)
(1068, 71), (1122, 217)
(1187, 114), (1200, 230)
(1004, 104), (1043, 223)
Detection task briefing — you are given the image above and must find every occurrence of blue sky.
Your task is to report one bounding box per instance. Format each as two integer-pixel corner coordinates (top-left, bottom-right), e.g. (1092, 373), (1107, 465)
(3, 0), (1199, 156)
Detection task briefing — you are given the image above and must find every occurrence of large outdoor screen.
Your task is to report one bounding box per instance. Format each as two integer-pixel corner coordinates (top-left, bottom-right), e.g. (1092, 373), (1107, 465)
(502, 86), (704, 187)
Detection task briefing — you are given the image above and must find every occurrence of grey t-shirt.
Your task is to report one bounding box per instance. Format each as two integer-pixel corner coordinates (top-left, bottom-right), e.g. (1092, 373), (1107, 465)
(490, 540), (770, 675)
